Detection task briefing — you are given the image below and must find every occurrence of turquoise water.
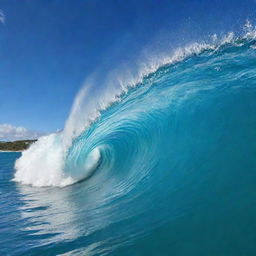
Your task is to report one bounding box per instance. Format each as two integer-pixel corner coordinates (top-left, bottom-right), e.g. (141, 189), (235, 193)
(2, 37), (256, 255)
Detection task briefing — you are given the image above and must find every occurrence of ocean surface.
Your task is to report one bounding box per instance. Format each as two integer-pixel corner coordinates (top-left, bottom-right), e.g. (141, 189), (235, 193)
(2, 33), (256, 255)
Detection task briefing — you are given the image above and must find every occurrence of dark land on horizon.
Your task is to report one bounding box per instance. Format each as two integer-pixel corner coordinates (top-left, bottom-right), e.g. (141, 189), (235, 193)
(0, 140), (36, 151)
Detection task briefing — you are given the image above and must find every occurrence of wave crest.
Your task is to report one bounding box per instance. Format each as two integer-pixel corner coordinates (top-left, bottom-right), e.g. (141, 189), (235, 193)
(14, 24), (256, 187)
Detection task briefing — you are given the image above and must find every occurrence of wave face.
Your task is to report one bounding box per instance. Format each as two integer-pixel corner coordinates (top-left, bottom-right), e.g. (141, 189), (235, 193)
(12, 31), (256, 254)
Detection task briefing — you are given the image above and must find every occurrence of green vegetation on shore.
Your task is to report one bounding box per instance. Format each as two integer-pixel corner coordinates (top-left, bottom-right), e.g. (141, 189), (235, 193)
(0, 140), (36, 151)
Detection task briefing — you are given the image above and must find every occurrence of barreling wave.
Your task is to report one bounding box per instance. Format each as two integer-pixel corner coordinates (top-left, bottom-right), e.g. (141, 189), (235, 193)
(14, 22), (256, 188)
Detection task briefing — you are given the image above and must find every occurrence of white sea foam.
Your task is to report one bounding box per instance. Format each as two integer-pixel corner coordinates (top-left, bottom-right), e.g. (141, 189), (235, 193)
(14, 134), (74, 187)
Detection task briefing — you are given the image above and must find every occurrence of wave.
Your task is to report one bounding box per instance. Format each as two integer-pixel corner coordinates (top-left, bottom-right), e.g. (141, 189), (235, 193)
(14, 21), (256, 187)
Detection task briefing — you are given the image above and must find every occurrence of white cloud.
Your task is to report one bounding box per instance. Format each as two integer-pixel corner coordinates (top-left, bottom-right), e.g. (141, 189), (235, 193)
(0, 9), (5, 24)
(0, 124), (45, 141)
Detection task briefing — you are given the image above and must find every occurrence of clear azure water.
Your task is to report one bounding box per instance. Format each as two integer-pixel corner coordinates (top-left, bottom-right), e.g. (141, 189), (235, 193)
(1, 33), (256, 255)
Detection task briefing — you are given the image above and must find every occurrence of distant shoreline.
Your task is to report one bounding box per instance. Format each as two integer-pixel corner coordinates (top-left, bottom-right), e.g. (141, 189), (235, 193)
(0, 140), (36, 152)
(0, 150), (23, 153)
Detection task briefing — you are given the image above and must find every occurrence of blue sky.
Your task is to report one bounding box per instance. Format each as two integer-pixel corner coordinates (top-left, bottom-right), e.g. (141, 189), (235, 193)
(0, 0), (255, 139)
